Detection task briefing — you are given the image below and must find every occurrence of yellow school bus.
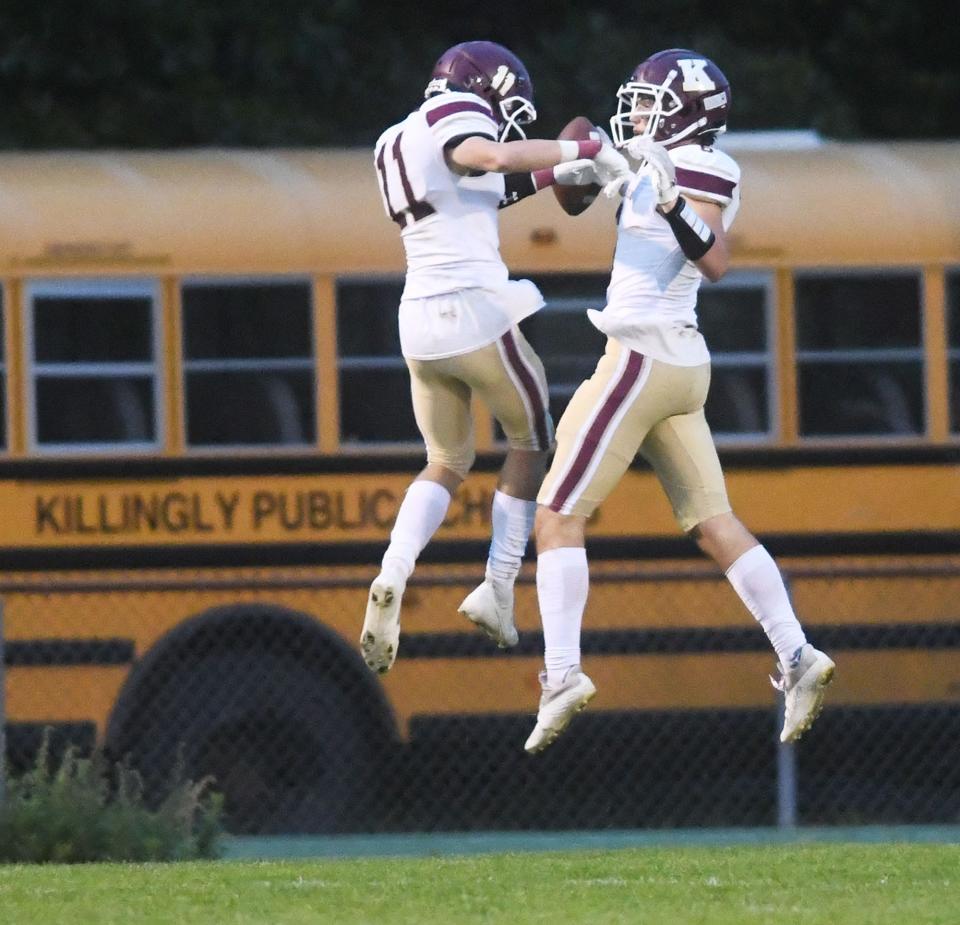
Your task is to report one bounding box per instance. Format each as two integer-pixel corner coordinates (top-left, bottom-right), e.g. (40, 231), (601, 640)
(1, 138), (958, 832)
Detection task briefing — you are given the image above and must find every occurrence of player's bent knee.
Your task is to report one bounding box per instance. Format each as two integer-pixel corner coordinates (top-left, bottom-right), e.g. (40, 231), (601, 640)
(676, 497), (733, 535)
(505, 433), (552, 454)
(424, 445), (475, 482)
(688, 509), (744, 540)
(534, 505), (584, 551)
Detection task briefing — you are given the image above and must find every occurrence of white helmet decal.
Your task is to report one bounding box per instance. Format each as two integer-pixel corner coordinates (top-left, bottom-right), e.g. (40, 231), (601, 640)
(677, 58), (716, 92)
(490, 65), (517, 96)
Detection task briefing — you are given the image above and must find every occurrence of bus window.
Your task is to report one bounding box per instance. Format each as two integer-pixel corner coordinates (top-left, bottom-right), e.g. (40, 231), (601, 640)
(697, 271), (775, 441)
(795, 271), (924, 437)
(27, 279), (160, 453)
(182, 280), (315, 448)
(336, 279), (418, 446)
(520, 271), (775, 443)
(948, 270), (960, 435)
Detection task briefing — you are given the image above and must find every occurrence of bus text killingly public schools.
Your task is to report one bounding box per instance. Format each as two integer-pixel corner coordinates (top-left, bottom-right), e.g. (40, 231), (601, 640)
(33, 487), (495, 536)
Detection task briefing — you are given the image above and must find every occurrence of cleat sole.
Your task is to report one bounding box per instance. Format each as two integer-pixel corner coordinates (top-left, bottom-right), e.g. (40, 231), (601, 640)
(359, 581), (403, 674)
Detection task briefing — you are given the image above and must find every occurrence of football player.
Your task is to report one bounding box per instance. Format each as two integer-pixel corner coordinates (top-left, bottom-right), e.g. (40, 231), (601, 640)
(361, 40), (631, 674)
(524, 49), (835, 752)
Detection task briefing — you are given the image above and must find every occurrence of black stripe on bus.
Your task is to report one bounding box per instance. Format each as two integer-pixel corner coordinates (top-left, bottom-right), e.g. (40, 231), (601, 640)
(0, 530), (958, 572)
(4, 639), (135, 667)
(0, 444), (956, 481)
(400, 622), (960, 659)
(3, 624), (956, 668)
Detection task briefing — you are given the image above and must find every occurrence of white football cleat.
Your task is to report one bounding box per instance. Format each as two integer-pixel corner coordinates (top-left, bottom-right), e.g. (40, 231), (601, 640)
(359, 566), (406, 674)
(771, 644), (836, 743)
(458, 578), (519, 649)
(524, 666), (596, 754)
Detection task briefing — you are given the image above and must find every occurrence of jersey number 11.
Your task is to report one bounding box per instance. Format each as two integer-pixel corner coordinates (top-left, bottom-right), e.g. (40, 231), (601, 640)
(376, 132), (436, 227)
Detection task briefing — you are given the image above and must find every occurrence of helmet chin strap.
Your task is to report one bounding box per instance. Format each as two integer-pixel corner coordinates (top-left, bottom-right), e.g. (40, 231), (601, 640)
(661, 116), (707, 146)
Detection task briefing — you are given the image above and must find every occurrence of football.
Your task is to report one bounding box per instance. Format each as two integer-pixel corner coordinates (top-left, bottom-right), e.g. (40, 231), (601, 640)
(553, 115), (603, 216)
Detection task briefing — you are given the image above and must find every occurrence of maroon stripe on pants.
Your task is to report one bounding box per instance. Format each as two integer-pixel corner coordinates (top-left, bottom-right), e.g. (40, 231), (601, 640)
(500, 329), (550, 451)
(548, 351), (645, 513)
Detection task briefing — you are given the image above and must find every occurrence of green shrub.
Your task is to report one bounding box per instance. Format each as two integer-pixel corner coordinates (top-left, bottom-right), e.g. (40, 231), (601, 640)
(0, 731), (223, 863)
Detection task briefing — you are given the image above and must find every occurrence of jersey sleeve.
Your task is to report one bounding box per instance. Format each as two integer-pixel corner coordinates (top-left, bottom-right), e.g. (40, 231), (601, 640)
(670, 145), (740, 207)
(421, 92), (499, 148)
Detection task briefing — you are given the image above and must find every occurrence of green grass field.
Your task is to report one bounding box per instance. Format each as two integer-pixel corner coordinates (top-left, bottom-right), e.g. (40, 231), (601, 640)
(1, 843), (957, 924)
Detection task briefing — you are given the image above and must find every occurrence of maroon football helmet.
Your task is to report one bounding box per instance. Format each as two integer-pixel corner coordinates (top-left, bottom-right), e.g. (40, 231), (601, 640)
(609, 49), (730, 148)
(425, 41), (537, 141)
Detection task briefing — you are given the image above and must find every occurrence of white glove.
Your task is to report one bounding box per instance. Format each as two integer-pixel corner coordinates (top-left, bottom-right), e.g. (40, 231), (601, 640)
(593, 143), (633, 199)
(625, 137), (677, 206)
(552, 158), (599, 186)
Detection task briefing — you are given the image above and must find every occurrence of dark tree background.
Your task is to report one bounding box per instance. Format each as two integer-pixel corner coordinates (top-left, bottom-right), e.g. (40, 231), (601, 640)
(0, 0), (954, 148)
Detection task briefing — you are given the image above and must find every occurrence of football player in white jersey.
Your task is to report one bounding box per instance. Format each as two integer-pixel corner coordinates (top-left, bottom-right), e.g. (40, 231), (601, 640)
(361, 40), (631, 675)
(524, 49), (835, 753)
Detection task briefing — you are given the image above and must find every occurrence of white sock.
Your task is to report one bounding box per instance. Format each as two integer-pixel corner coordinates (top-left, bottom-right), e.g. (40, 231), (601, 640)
(537, 546), (588, 686)
(486, 490), (536, 583)
(381, 480), (452, 581)
(725, 545), (806, 665)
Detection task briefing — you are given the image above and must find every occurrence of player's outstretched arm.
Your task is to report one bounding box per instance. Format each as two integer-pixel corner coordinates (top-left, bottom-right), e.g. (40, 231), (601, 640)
(447, 136), (608, 175)
(499, 158), (599, 209)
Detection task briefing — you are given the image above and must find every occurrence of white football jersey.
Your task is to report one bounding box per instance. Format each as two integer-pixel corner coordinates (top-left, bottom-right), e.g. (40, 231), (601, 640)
(375, 92), (546, 360)
(374, 92), (508, 300)
(588, 144), (741, 366)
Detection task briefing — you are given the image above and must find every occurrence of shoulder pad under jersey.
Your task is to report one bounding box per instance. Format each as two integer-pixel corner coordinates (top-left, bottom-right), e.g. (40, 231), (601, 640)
(421, 91), (498, 147)
(670, 144), (740, 206)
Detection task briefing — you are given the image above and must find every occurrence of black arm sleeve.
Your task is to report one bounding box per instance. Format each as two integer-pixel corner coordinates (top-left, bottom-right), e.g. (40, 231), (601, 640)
(661, 196), (716, 260)
(499, 172), (537, 209)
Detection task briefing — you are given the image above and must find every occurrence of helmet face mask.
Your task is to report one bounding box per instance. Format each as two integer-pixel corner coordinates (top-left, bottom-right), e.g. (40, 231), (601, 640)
(609, 49), (730, 149)
(497, 94), (537, 141)
(426, 41), (537, 141)
(611, 83), (684, 146)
